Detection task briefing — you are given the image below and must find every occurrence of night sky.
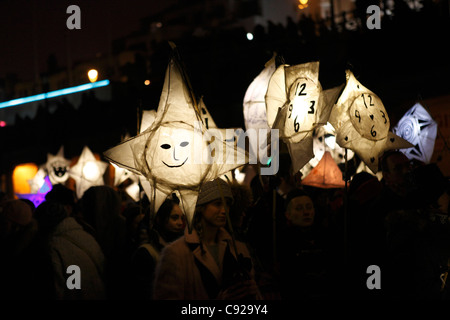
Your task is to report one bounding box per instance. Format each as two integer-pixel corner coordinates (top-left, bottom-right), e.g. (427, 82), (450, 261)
(0, 0), (176, 81)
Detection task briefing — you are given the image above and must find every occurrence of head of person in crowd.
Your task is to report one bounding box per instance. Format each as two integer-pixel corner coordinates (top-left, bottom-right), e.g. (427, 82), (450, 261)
(153, 194), (185, 244)
(192, 178), (233, 248)
(284, 189), (315, 228)
(79, 185), (125, 257)
(380, 150), (413, 197)
(34, 200), (69, 236)
(349, 171), (383, 206)
(0, 199), (34, 238)
(45, 184), (77, 216)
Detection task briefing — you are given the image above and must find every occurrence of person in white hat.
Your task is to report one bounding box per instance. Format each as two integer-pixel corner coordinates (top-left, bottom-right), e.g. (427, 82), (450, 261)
(153, 178), (262, 300)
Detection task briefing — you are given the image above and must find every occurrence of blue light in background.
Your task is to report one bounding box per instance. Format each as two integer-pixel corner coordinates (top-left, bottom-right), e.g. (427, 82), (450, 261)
(0, 80), (110, 109)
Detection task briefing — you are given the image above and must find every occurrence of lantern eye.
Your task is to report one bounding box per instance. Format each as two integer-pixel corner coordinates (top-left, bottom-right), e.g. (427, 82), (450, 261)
(180, 141), (189, 147)
(160, 144), (171, 149)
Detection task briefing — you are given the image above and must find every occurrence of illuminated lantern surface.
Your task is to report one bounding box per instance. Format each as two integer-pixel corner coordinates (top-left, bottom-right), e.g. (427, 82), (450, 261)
(28, 167), (47, 194)
(329, 70), (413, 173)
(13, 163), (38, 194)
(45, 146), (70, 185)
(393, 103), (437, 164)
(243, 54), (276, 162)
(140, 110), (157, 133)
(104, 54), (247, 230)
(265, 61), (341, 173)
(69, 146), (108, 199)
(301, 151), (345, 189)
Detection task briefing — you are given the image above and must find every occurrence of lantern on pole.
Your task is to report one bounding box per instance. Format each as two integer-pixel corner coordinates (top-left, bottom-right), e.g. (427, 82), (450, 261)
(329, 70), (413, 173)
(45, 146), (71, 185)
(69, 146), (108, 199)
(243, 54), (276, 163)
(301, 151), (345, 189)
(393, 102), (437, 164)
(104, 47), (248, 231)
(265, 61), (342, 173)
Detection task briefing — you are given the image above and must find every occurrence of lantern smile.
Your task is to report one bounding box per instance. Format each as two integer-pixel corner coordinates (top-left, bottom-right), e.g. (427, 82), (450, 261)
(162, 157), (188, 168)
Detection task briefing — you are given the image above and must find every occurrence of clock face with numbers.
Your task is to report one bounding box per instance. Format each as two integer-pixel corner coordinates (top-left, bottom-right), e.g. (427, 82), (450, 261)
(349, 91), (389, 141)
(328, 70), (413, 173)
(285, 76), (321, 143)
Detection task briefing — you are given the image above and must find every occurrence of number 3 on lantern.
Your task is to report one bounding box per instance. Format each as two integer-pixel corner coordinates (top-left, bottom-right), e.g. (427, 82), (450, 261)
(308, 101), (315, 114)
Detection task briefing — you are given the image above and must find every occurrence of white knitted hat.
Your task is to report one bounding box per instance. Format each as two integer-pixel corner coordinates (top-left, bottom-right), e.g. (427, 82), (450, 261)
(197, 178), (233, 206)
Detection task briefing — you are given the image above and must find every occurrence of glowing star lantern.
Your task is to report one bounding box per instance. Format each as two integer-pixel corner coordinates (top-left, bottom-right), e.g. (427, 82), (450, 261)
(140, 110), (157, 133)
(104, 52), (248, 230)
(329, 70), (413, 173)
(243, 54), (276, 162)
(301, 151), (345, 189)
(266, 61), (342, 173)
(45, 146), (71, 185)
(70, 146), (108, 199)
(393, 103), (437, 164)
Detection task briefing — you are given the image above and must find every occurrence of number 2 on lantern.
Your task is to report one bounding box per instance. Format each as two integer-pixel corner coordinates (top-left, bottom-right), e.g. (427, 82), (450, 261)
(361, 94), (375, 109)
(297, 83), (307, 96)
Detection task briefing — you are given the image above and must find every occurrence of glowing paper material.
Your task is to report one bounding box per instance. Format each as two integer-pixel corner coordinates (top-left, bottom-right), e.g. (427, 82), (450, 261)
(393, 103), (437, 164)
(28, 167), (47, 194)
(45, 146), (71, 185)
(104, 54), (248, 230)
(301, 151), (345, 189)
(69, 146), (108, 199)
(329, 70), (413, 173)
(265, 61), (341, 173)
(243, 54), (276, 162)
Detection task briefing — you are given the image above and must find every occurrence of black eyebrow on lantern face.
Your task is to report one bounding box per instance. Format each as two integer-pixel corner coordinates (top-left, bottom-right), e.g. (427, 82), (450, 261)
(160, 143), (171, 149)
(180, 141), (189, 147)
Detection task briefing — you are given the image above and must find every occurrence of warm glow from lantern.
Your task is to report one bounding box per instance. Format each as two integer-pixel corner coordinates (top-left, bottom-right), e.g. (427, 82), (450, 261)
(298, 0), (308, 9)
(144, 80), (151, 86)
(0, 120), (6, 127)
(13, 163), (38, 194)
(325, 135), (336, 149)
(82, 161), (100, 181)
(88, 69), (98, 83)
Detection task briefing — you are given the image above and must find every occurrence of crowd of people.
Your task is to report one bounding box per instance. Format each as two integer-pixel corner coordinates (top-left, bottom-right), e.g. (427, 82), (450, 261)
(0, 150), (449, 300)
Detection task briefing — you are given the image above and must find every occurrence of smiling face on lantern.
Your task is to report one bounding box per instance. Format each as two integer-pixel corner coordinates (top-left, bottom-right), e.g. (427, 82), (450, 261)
(159, 133), (190, 168)
(144, 124), (207, 187)
(46, 159), (70, 184)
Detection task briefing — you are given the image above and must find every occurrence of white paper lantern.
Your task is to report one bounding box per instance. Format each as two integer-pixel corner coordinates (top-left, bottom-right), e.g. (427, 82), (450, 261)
(393, 102), (437, 164)
(104, 54), (248, 230)
(265, 61), (341, 173)
(243, 54), (276, 162)
(28, 167), (47, 194)
(45, 146), (71, 185)
(329, 70), (413, 173)
(69, 146), (108, 199)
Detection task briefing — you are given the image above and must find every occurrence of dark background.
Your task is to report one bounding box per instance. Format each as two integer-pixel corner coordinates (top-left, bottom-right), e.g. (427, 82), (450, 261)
(1, 0), (449, 172)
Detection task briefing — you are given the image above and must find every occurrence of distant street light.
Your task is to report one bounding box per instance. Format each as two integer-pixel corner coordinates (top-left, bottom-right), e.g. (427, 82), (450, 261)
(246, 32), (254, 41)
(88, 69), (98, 83)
